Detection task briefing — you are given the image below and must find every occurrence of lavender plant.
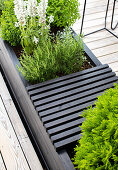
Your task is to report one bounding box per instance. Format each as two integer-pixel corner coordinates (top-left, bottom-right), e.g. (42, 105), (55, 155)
(18, 29), (84, 83)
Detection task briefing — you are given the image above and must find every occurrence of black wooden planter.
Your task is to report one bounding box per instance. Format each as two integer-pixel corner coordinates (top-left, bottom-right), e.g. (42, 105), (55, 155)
(0, 32), (118, 170)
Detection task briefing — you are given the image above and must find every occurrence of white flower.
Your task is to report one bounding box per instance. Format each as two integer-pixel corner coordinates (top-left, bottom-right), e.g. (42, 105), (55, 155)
(49, 15), (54, 24)
(15, 22), (19, 27)
(14, 0), (49, 28)
(27, 0), (37, 17)
(37, 0), (48, 25)
(33, 36), (39, 44)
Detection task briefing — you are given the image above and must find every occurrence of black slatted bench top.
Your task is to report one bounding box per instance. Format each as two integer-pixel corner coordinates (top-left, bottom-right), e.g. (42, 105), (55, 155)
(26, 64), (118, 150)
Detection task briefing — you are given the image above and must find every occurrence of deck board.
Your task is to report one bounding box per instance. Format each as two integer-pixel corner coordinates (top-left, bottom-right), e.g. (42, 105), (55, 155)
(0, 152), (6, 170)
(73, 0), (118, 76)
(0, 72), (43, 170)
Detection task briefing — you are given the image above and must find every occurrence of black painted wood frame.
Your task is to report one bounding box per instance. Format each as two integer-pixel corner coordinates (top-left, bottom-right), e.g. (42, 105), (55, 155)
(0, 31), (116, 170)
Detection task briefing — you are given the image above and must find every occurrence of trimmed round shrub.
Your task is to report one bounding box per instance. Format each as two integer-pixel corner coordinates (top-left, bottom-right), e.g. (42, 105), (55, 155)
(0, 0), (21, 46)
(0, 0), (6, 17)
(47, 0), (80, 27)
(73, 83), (118, 169)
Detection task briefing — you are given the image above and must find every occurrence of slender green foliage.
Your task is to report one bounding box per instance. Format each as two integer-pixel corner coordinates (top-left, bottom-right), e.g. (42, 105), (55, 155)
(18, 29), (84, 83)
(73, 83), (118, 169)
(54, 30), (84, 74)
(18, 29), (56, 83)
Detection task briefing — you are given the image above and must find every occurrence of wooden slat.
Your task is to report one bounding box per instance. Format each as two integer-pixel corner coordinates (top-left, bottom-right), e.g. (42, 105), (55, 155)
(32, 68), (113, 102)
(32, 66), (111, 96)
(27, 64), (118, 150)
(0, 73), (43, 170)
(98, 52), (118, 64)
(86, 36), (118, 50)
(43, 92), (103, 125)
(54, 134), (82, 149)
(27, 64), (108, 92)
(92, 44), (118, 57)
(36, 72), (116, 114)
(51, 127), (81, 142)
(41, 101), (94, 123)
(0, 153), (6, 170)
(37, 82), (114, 112)
(0, 96), (30, 170)
(59, 150), (75, 170)
(48, 118), (84, 136)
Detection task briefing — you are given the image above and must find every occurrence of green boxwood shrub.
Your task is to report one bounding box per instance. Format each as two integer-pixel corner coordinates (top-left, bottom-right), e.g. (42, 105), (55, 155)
(0, 0), (6, 17)
(46, 0), (80, 27)
(73, 84), (118, 169)
(0, 0), (21, 46)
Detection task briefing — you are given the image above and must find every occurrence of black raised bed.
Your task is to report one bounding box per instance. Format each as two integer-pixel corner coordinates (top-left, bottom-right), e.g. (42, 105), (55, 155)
(0, 32), (118, 170)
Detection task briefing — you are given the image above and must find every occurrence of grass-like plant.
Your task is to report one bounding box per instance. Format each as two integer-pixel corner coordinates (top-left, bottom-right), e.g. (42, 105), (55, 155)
(18, 29), (56, 83)
(54, 30), (84, 75)
(18, 29), (84, 83)
(73, 83), (118, 169)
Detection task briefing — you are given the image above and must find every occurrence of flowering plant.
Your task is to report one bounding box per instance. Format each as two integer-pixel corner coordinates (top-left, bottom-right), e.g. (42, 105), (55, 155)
(13, 0), (54, 54)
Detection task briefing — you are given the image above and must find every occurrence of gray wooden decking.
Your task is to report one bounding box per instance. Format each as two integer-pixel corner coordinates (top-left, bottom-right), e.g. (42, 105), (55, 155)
(0, 72), (43, 170)
(73, 0), (118, 75)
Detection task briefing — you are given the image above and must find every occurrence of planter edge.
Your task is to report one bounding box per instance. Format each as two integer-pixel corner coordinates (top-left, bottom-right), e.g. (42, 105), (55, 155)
(0, 38), (66, 170)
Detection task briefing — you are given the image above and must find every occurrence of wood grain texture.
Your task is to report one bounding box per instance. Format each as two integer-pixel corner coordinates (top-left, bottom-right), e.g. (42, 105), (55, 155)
(0, 73), (43, 170)
(0, 153), (6, 170)
(0, 38), (66, 170)
(0, 95), (30, 170)
(72, 0), (118, 76)
(27, 64), (118, 150)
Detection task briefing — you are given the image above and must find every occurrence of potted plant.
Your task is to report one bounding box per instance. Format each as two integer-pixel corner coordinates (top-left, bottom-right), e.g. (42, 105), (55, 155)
(0, 0), (117, 169)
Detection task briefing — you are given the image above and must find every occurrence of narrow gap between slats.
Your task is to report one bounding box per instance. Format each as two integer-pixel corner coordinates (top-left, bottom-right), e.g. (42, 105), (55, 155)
(51, 126), (81, 142)
(35, 82), (114, 112)
(28, 66), (111, 97)
(54, 134), (82, 149)
(33, 71), (115, 103)
(51, 127), (81, 144)
(26, 64), (109, 92)
(47, 118), (84, 136)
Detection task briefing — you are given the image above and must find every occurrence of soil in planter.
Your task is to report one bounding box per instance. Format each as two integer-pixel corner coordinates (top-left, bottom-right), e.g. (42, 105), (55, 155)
(13, 45), (93, 76)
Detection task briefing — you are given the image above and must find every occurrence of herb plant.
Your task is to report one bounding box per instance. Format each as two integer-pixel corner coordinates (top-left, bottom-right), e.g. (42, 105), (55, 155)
(18, 29), (84, 83)
(54, 30), (84, 75)
(73, 84), (118, 169)
(18, 29), (56, 83)
(0, 0), (21, 46)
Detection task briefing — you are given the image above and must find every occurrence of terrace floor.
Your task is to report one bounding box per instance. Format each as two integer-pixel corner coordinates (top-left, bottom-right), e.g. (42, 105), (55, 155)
(73, 0), (118, 76)
(0, 71), (43, 170)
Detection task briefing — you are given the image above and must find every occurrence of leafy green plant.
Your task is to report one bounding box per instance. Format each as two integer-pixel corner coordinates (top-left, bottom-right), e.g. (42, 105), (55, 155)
(73, 83), (118, 169)
(18, 29), (84, 83)
(20, 17), (41, 55)
(47, 0), (80, 28)
(54, 29), (84, 75)
(18, 29), (56, 83)
(0, 0), (21, 46)
(0, 0), (6, 17)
